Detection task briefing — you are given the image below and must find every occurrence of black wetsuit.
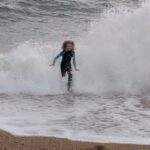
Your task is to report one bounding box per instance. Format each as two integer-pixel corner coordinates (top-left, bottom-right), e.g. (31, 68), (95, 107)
(53, 50), (76, 91)
(61, 51), (73, 90)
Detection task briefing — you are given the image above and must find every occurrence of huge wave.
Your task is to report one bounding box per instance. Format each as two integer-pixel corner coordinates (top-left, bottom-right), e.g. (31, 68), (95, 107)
(0, 1), (150, 95)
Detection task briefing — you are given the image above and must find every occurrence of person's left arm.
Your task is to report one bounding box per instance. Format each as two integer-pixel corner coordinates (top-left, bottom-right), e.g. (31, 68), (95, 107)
(72, 51), (79, 71)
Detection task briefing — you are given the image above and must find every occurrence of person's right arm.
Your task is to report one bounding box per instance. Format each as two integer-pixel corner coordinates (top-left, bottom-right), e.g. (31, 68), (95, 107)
(50, 51), (64, 66)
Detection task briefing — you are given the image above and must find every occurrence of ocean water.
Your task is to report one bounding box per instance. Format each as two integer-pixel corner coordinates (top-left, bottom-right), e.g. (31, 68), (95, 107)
(0, 0), (150, 144)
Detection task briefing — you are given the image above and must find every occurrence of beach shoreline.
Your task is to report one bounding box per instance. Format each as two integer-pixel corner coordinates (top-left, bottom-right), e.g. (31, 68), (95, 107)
(0, 130), (149, 150)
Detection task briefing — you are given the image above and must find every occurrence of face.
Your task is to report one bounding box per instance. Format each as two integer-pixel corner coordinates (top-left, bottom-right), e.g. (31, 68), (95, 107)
(66, 43), (73, 51)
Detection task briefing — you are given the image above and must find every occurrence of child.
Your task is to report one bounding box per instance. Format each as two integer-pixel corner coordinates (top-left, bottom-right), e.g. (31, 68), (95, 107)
(50, 40), (79, 91)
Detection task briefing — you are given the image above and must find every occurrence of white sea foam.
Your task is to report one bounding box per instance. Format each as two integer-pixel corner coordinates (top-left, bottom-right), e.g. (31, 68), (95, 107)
(0, 94), (149, 144)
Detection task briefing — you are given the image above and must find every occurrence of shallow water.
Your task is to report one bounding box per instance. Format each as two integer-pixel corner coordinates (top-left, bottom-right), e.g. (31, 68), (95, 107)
(0, 93), (149, 144)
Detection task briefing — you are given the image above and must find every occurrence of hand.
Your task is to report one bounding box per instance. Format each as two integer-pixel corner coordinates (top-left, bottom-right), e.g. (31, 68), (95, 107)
(75, 68), (80, 71)
(49, 64), (54, 67)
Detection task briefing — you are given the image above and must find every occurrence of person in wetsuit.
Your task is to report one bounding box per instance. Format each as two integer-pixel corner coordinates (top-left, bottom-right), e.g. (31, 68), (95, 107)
(50, 40), (79, 91)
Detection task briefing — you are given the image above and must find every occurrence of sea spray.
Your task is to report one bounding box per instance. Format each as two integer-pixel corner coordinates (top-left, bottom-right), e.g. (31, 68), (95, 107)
(75, 2), (150, 95)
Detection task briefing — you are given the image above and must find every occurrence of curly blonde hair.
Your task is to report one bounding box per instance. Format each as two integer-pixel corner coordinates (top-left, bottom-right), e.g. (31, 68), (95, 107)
(62, 40), (75, 50)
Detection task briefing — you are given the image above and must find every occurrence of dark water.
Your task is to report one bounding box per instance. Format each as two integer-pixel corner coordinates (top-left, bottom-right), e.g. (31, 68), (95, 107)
(0, 0), (142, 51)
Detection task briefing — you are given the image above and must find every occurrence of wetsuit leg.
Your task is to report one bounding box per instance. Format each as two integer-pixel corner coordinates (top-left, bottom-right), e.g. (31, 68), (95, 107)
(61, 62), (72, 91)
(61, 63), (66, 77)
(67, 67), (72, 91)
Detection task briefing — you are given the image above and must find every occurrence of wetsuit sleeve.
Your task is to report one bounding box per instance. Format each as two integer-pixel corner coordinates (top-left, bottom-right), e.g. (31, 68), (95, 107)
(52, 51), (64, 65)
(72, 51), (77, 69)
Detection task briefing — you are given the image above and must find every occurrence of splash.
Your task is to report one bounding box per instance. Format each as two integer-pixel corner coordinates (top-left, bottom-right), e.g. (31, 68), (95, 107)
(0, 42), (64, 94)
(75, 2), (150, 95)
